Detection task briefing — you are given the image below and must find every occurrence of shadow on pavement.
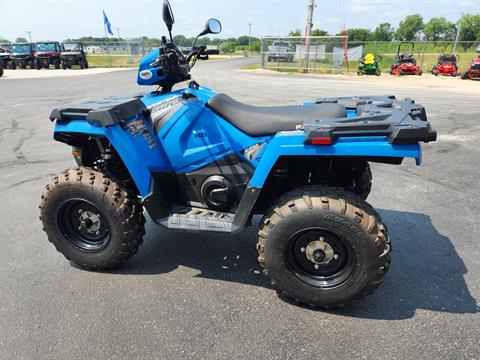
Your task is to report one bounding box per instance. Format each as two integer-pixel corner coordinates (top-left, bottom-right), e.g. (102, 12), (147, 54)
(109, 209), (479, 319)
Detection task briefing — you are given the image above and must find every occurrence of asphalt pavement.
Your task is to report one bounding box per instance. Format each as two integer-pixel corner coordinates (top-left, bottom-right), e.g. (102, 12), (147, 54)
(0, 59), (479, 359)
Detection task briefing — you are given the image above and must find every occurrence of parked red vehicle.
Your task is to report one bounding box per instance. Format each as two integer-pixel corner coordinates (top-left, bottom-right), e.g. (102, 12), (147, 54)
(432, 54), (460, 76)
(389, 42), (422, 76)
(34, 42), (62, 69)
(461, 57), (480, 80)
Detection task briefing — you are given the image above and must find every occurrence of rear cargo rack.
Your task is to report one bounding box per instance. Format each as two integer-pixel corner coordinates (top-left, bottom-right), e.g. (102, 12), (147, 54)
(50, 95), (147, 127)
(304, 96), (436, 145)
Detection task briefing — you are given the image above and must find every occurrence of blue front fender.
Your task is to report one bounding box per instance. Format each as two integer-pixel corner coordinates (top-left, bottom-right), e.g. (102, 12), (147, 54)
(55, 119), (170, 197)
(249, 132), (422, 188)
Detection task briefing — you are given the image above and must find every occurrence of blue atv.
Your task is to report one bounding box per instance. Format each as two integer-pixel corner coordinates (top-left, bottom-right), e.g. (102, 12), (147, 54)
(40, 0), (436, 308)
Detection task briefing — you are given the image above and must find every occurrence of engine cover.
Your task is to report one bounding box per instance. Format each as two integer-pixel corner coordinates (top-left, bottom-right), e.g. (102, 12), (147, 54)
(200, 176), (234, 211)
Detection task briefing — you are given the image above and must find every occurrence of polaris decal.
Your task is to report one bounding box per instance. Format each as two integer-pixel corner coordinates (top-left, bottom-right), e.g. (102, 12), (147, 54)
(126, 119), (158, 149)
(147, 95), (185, 132)
(139, 70), (153, 80)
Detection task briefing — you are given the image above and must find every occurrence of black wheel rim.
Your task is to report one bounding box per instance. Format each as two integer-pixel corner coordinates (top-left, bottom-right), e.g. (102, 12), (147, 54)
(286, 228), (356, 289)
(58, 199), (110, 252)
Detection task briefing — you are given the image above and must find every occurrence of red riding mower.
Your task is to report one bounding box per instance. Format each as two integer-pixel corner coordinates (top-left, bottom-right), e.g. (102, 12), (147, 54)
(432, 54), (460, 76)
(461, 57), (480, 80)
(389, 42), (422, 76)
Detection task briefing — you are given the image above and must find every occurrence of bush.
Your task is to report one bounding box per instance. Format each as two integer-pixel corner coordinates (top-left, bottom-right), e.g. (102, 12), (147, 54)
(219, 41), (236, 54)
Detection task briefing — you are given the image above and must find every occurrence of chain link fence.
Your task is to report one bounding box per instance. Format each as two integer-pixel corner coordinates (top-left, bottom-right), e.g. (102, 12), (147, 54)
(78, 40), (150, 68)
(260, 37), (479, 74)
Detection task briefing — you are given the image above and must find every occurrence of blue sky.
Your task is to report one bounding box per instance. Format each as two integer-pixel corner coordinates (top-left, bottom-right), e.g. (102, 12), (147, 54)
(0, 0), (478, 41)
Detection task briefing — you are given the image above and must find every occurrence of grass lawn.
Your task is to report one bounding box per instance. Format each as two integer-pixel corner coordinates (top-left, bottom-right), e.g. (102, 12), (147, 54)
(86, 55), (142, 68)
(86, 53), (245, 68)
(259, 52), (478, 75)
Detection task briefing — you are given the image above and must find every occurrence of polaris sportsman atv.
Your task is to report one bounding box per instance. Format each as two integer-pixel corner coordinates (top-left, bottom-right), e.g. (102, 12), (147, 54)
(389, 42), (422, 76)
(40, 0), (436, 308)
(61, 42), (88, 69)
(34, 41), (62, 69)
(432, 53), (460, 76)
(9, 43), (35, 69)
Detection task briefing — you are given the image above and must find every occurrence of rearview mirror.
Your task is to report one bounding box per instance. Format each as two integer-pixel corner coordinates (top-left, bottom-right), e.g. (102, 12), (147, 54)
(199, 18), (222, 37)
(162, 0), (175, 31)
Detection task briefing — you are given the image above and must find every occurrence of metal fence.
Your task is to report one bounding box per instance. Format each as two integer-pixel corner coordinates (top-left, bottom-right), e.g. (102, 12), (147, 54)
(260, 37), (479, 74)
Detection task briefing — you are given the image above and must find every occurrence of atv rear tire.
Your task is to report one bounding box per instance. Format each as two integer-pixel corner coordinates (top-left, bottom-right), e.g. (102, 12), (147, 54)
(84, 59), (89, 69)
(39, 167), (145, 270)
(257, 186), (390, 308)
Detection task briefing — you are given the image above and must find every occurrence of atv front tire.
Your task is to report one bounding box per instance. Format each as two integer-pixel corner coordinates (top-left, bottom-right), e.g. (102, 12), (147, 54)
(39, 168), (145, 270)
(257, 187), (390, 308)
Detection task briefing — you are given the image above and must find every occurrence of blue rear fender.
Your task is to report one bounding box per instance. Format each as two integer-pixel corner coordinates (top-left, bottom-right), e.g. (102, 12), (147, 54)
(248, 131), (422, 188)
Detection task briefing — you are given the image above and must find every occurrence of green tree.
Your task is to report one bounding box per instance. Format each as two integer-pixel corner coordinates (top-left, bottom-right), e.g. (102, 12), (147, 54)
(346, 28), (371, 42)
(197, 37), (211, 46)
(145, 37), (161, 48)
(173, 35), (193, 47)
(237, 36), (250, 46)
(15, 37), (28, 43)
(373, 23), (394, 41)
(251, 39), (261, 52)
(311, 29), (329, 36)
(395, 14), (424, 40)
(424, 17), (455, 40)
(289, 29), (302, 36)
(218, 41), (236, 53)
(457, 14), (480, 42)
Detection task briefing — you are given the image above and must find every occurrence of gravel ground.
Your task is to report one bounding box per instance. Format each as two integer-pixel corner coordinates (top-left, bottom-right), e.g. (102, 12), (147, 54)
(0, 58), (478, 360)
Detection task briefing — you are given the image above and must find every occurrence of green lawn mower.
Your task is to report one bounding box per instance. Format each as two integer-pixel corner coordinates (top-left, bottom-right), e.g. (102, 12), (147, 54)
(357, 53), (381, 76)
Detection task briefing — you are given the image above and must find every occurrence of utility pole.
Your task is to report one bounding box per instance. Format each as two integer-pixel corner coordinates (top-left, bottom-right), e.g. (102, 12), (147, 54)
(303, 0), (315, 73)
(26, 31), (32, 42)
(248, 23), (253, 53)
(453, 15), (462, 54)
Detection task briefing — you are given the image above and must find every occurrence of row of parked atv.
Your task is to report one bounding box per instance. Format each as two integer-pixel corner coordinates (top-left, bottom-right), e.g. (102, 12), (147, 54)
(357, 41), (480, 80)
(0, 41), (88, 76)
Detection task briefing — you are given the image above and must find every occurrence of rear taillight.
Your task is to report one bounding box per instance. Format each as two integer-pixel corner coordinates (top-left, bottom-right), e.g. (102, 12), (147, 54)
(311, 137), (333, 145)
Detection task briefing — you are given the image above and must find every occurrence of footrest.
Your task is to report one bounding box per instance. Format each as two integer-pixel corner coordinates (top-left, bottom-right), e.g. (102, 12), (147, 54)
(159, 208), (234, 233)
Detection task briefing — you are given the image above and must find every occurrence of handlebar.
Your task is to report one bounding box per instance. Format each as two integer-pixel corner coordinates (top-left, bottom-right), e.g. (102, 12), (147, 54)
(149, 41), (217, 80)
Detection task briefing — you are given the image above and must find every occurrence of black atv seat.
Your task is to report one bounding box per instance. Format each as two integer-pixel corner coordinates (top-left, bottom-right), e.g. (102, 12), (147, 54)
(207, 93), (346, 137)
